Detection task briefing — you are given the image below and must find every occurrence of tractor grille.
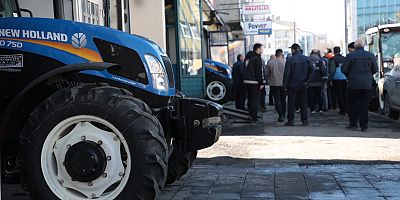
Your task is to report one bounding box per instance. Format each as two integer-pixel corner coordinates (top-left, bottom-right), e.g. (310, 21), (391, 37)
(162, 56), (175, 87)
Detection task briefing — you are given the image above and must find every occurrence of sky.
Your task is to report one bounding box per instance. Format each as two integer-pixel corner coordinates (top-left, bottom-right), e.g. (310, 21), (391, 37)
(267, 0), (346, 45)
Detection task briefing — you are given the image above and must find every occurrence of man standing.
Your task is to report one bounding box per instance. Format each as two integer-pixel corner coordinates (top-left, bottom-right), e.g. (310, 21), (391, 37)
(267, 49), (286, 122)
(232, 54), (246, 110)
(243, 43), (265, 123)
(259, 55), (271, 112)
(308, 49), (327, 114)
(330, 46), (347, 115)
(343, 39), (378, 132)
(284, 43), (313, 126)
(323, 48), (335, 111)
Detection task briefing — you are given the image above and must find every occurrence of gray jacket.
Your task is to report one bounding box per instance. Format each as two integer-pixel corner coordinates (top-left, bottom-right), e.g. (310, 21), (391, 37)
(267, 58), (286, 86)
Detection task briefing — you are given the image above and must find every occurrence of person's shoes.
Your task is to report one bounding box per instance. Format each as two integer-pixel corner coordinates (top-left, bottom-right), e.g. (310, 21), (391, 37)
(345, 125), (358, 131)
(278, 117), (284, 122)
(302, 121), (309, 126)
(361, 128), (368, 132)
(311, 111), (316, 114)
(285, 121), (294, 126)
(269, 102), (274, 106)
(260, 107), (267, 113)
(251, 119), (264, 125)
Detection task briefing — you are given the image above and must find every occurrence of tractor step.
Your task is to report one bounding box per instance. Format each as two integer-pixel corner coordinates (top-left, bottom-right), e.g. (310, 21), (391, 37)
(222, 106), (251, 120)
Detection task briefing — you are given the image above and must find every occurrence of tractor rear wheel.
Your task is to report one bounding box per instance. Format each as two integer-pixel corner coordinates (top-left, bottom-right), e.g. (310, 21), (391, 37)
(20, 84), (168, 200)
(206, 75), (233, 105)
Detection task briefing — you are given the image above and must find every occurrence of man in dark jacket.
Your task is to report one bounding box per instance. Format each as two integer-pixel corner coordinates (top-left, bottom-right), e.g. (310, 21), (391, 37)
(343, 39), (378, 132)
(232, 54), (246, 110)
(308, 49), (327, 114)
(284, 43), (313, 126)
(243, 43), (265, 123)
(331, 46), (347, 115)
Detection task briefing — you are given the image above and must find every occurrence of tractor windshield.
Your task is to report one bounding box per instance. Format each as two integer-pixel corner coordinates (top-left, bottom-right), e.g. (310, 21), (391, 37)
(0, 0), (18, 18)
(381, 31), (400, 73)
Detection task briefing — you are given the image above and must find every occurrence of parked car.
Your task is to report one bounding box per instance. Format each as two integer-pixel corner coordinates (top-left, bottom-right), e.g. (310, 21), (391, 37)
(383, 64), (400, 119)
(204, 59), (233, 104)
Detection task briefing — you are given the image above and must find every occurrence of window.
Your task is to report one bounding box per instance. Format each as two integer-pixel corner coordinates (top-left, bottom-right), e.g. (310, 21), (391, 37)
(178, 0), (202, 76)
(94, 38), (148, 85)
(74, 0), (104, 26)
(180, 22), (192, 38)
(0, 0), (18, 17)
(108, 0), (130, 33)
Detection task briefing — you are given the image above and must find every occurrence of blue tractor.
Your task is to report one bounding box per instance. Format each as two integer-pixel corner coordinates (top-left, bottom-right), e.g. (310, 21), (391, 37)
(204, 59), (234, 104)
(0, 1), (222, 199)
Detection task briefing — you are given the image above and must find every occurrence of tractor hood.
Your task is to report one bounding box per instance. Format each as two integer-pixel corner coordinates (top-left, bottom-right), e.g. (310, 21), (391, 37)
(0, 17), (175, 97)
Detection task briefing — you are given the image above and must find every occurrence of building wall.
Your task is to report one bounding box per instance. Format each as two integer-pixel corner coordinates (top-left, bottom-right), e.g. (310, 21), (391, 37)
(130, 0), (166, 49)
(350, 0), (400, 39)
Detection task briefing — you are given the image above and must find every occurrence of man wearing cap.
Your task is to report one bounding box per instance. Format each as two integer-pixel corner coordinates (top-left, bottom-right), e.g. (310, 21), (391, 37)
(343, 39), (378, 132)
(283, 43), (313, 126)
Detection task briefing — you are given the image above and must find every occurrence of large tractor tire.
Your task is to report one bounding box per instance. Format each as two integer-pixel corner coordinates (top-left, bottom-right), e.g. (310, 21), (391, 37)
(384, 94), (400, 120)
(166, 141), (197, 184)
(19, 83), (168, 200)
(206, 75), (233, 105)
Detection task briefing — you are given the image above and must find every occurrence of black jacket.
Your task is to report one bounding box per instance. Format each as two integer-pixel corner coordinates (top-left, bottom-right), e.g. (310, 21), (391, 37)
(232, 60), (245, 88)
(308, 54), (327, 87)
(243, 51), (264, 85)
(343, 48), (378, 89)
(283, 52), (313, 90)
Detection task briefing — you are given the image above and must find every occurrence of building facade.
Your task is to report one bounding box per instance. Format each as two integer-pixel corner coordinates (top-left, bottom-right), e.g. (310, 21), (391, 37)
(348, 0), (400, 41)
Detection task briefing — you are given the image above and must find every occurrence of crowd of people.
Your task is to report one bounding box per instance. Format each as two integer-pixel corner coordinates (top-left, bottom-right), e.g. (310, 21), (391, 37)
(232, 39), (378, 132)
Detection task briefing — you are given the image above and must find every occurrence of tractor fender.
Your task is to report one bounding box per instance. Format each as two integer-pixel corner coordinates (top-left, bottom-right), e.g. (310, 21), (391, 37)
(0, 62), (119, 141)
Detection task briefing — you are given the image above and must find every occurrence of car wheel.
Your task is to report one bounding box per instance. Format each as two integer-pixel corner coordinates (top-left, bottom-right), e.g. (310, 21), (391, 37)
(20, 84), (168, 200)
(384, 94), (400, 120)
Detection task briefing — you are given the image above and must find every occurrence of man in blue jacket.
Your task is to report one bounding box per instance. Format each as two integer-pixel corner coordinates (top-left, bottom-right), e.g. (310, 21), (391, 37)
(331, 46), (348, 115)
(343, 39), (378, 132)
(232, 54), (246, 110)
(283, 43), (313, 126)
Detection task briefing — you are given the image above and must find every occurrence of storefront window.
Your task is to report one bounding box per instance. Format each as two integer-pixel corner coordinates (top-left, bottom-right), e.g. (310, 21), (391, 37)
(178, 0), (202, 76)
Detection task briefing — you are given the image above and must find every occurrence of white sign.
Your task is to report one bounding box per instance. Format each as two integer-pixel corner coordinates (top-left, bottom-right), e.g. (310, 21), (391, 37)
(243, 5), (271, 15)
(244, 21), (272, 35)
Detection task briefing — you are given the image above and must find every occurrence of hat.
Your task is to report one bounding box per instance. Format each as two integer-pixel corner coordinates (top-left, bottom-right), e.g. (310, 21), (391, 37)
(289, 43), (301, 50)
(348, 42), (355, 49)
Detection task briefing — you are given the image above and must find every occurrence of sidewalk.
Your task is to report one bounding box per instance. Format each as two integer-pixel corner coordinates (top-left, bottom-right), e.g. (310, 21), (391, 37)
(160, 105), (400, 200)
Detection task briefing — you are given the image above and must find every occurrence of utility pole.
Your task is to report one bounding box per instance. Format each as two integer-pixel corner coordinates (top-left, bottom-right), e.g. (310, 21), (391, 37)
(344, 0), (349, 52)
(293, 21), (296, 43)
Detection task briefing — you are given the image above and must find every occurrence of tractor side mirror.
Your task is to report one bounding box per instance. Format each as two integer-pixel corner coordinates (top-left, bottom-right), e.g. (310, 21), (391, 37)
(20, 8), (33, 17)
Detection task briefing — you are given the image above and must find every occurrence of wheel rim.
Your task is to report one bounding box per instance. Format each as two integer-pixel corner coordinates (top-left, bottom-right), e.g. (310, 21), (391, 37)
(41, 115), (131, 200)
(206, 81), (226, 101)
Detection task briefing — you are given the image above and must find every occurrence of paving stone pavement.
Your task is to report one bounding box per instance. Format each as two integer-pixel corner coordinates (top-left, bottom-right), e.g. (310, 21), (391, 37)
(159, 103), (400, 200)
(159, 163), (400, 200)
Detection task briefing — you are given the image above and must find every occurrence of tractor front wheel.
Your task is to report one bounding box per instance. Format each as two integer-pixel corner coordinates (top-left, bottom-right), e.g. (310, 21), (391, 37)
(20, 84), (168, 200)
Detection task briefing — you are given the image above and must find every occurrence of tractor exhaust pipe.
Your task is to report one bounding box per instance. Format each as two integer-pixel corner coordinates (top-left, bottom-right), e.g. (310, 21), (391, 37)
(53, 0), (65, 19)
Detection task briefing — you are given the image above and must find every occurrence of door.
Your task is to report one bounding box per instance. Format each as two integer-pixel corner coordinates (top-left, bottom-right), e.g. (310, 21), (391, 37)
(73, 0), (104, 26)
(390, 65), (400, 107)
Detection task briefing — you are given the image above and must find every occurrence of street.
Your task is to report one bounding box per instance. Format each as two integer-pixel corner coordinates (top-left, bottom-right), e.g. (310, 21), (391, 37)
(159, 105), (400, 200)
(3, 105), (400, 199)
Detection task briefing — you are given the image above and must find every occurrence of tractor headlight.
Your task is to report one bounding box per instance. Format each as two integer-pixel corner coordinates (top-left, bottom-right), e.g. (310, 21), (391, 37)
(145, 54), (169, 91)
